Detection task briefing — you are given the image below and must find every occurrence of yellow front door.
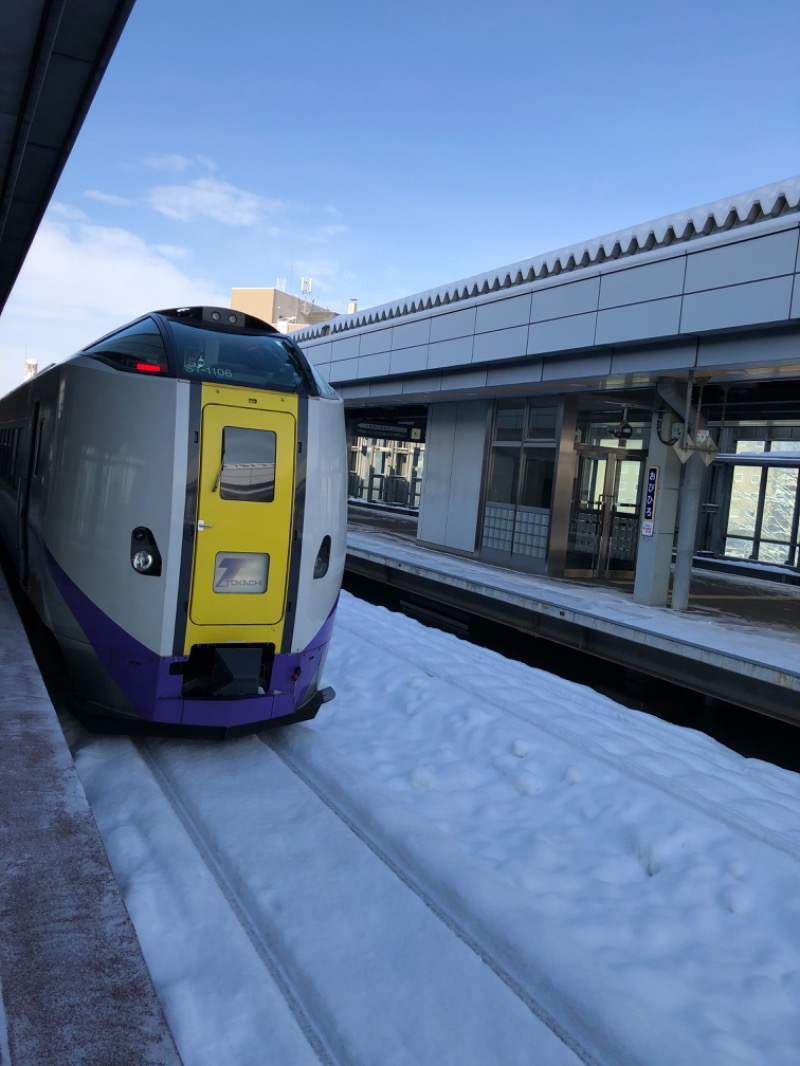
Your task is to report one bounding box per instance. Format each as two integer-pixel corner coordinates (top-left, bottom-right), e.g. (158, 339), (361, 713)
(187, 390), (296, 643)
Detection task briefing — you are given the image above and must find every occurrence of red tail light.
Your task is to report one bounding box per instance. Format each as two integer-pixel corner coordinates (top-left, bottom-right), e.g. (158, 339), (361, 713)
(136, 362), (163, 373)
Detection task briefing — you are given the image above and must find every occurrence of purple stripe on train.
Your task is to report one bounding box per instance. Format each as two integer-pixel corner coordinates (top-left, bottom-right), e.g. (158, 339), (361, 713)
(45, 547), (337, 728)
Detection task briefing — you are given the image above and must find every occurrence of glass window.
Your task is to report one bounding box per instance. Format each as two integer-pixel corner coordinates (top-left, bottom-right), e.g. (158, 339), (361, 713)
(218, 427), (276, 503)
(580, 416), (647, 450)
(702, 424), (800, 567)
(758, 542), (790, 564)
(526, 406), (558, 440)
(171, 320), (307, 391)
(85, 318), (168, 373)
(308, 362), (340, 399)
(615, 458), (643, 512)
(724, 537), (753, 559)
(487, 447), (519, 503)
(495, 403), (525, 441)
(518, 448), (554, 509)
(760, 467), (798, 545)
(726, 467), (759, 537)
(735, 438), (765, 454)
(576, 455), (607, 505)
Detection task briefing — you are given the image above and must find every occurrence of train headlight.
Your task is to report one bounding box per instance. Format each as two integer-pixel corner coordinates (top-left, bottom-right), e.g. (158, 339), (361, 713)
(130, 527), (163, 576)
(313, 535), (331, 579)
(132, 550), (155, 573)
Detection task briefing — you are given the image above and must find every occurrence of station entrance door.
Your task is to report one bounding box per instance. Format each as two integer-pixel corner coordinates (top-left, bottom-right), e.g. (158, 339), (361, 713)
(566, 445), (646, 577)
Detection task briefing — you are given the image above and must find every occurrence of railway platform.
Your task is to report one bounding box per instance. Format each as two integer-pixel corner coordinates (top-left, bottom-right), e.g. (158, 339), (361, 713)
(346, 505), (800, 726)
(0, 568), (181, 1066)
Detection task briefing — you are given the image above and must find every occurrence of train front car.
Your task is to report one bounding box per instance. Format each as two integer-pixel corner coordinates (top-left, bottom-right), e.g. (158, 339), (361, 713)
(19, 306), (346, 733)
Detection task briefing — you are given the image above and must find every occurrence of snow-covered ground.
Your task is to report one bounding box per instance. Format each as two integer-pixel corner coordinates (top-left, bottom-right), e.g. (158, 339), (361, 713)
(69, 592), (800, 1066)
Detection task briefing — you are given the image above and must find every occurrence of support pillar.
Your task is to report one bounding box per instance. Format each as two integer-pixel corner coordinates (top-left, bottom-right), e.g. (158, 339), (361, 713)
(546, 395), (578, 577)
(671, 454), (704, 611)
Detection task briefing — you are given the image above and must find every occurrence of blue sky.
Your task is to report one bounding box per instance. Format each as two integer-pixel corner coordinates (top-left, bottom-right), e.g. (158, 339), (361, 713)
(1, 0), (798, 394)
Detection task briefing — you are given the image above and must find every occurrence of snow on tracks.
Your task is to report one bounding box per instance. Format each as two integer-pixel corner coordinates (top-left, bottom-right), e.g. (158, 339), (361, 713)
(268, 727), (708, 1066)
(322, 597), (800, 1065)
(334, 607), (800, 863)
(72, 732), (323, 1066)
(74, 731), (582, 1066)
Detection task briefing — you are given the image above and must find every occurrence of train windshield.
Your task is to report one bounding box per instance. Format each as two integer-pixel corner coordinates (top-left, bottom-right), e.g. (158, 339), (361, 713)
(168, 320), (310, 392)
(83, 318), (169, 373)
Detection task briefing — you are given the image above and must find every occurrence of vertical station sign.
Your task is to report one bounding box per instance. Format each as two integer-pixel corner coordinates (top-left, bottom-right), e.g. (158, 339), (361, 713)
(641, 465), (659, 537)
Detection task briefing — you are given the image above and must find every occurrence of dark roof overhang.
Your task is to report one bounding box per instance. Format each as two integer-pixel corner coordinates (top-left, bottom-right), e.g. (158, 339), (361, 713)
(0, 0), (136, 315)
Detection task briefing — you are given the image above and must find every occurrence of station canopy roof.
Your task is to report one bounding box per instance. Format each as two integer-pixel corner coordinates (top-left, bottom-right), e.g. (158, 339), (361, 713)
(0, 0), (136, 316)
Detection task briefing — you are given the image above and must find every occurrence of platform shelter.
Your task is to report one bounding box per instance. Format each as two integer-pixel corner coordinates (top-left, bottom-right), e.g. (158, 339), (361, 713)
(292, 177), (800, 608)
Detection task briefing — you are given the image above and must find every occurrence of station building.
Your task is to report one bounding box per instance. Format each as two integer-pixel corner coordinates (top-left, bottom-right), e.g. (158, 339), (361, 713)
(291, 177), (800, 606)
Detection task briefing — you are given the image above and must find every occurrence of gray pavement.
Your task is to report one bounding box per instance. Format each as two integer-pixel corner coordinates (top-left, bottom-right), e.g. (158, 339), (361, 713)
(0, 570), (181, 1066)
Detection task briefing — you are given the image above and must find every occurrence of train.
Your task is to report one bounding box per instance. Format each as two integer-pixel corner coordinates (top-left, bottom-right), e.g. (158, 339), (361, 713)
(0, 305), (346, 733)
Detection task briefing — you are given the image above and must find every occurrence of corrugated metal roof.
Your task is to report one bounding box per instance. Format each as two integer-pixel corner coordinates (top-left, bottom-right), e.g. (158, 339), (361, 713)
(295, 175), (800, 341)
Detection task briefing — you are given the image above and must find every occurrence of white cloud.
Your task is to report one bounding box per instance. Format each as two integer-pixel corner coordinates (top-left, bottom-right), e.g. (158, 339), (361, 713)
(145, 177), (283, 226)
(141, 153), (214, 173)
(154, 244), (190, 260)
(0, 217), (227, 397)
(48, 201), (90, 222)
(85, 190), (133, 207)
(305, 223), (349, 243)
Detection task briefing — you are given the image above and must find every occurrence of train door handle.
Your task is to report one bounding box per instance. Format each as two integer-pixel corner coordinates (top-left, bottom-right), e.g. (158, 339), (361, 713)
(197, 520), (214, 531)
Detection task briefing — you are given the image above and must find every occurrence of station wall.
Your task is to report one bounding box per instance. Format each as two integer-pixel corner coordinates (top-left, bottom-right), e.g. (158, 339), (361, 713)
(417, 401), (488, 553)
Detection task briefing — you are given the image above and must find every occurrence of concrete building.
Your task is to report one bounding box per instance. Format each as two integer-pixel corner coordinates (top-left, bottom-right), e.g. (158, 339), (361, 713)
(231, 286), (338, 332)
(291, 177), (800, 606)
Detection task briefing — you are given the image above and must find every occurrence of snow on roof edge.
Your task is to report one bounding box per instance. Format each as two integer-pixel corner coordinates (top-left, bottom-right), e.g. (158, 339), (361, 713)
(295, 175), (800, 341)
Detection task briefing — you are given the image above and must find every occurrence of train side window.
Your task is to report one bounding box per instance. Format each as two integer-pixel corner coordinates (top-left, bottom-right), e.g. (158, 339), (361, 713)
(0, 427), (21, 485)
(84, 318), (169, 374)
(0, 429), (8, 482)
(218, 427), (276, 503)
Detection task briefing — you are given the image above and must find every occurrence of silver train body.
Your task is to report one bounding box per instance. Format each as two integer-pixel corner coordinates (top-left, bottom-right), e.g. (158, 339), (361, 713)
(0, 306), (346, 732)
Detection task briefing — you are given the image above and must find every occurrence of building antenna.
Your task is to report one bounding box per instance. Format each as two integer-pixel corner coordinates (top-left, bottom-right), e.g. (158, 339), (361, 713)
(289, 252), (294, 295)
(301, 276), (312, 315)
